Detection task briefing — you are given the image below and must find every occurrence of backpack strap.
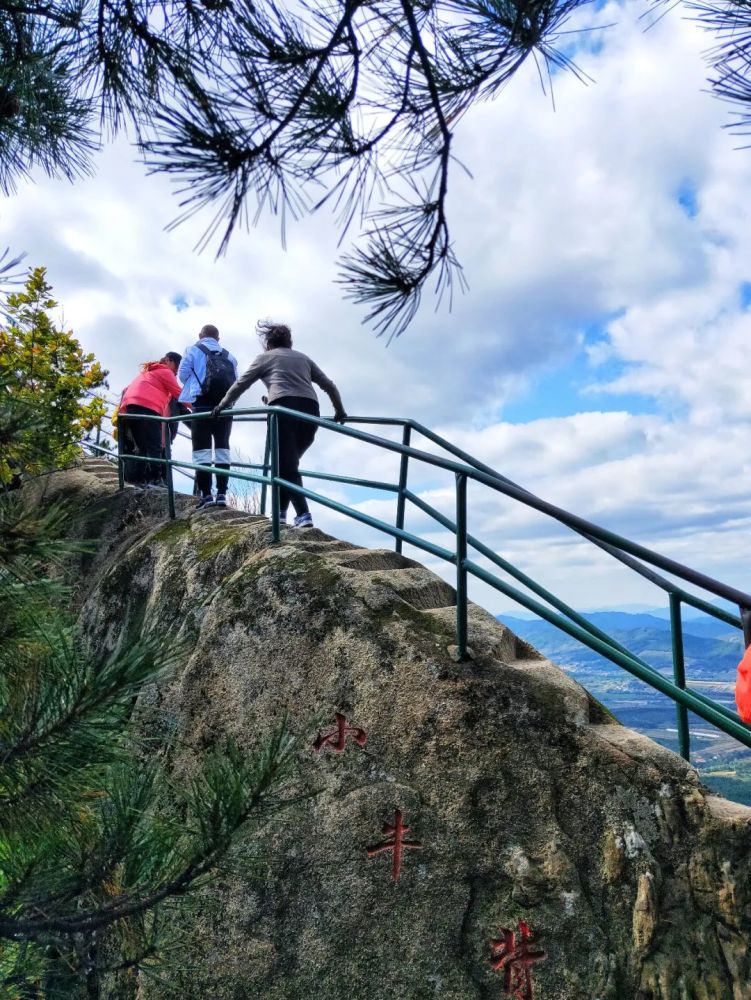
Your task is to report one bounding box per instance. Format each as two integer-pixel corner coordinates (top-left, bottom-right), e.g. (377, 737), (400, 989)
(194, 342), (211, 390)
(196, 344), (230, 362)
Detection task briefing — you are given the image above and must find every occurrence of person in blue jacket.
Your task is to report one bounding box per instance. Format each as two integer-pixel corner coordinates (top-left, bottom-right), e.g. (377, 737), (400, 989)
(178, 325), (239, 509)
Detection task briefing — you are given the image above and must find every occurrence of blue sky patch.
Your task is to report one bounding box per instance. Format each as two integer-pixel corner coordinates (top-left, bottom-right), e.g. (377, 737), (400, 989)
(676, 179), (698, 219)
(501, 315), (658, 422)
(502, 347), (659, 422)
(170, 292), (190, 312)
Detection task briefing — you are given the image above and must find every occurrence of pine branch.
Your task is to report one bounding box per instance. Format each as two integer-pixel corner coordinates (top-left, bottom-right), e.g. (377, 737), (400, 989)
(0, 726), (297, 939)
(0, 0), (610, 337)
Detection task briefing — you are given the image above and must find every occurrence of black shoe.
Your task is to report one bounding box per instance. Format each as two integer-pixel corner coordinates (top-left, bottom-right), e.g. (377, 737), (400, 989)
(214, 494), (227, 508)
(196, 494), (215, 510)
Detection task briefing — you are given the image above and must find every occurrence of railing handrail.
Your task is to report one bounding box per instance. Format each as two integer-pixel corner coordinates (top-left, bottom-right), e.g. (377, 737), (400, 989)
(119, 404), (751, 612)
(400, 419), (746, 629)
(109, 401), (751, 762)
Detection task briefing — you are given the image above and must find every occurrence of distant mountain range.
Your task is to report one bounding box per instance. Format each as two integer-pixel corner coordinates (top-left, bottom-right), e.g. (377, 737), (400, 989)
(497, 608), (751, 803)
(499, 610), (744, 679)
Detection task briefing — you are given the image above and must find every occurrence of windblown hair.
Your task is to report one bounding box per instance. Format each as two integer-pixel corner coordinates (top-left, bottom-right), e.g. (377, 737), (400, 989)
(257, 320), (292, 351)
(139, 352), (182, 371)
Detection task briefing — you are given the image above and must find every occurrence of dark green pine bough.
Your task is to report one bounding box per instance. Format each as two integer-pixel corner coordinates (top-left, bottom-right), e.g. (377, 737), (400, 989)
(1, 0), (749, 340)
(0, 387), (297, 997)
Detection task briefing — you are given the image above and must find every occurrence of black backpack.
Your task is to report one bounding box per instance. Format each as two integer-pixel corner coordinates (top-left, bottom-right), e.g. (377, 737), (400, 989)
(196, 343), (235, 404)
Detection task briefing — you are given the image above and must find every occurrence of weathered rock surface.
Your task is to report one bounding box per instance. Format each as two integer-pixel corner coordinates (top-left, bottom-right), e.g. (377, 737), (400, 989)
(42, 461), (751, 999)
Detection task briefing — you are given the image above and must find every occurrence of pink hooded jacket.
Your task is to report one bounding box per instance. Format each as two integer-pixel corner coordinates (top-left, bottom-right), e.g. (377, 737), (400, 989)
(121, 363), (181, 415)
(736, 644), (751, 723)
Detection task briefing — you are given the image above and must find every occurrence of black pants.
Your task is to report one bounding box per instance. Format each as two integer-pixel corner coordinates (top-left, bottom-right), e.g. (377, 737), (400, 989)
(191, 402), (233, 495)
(122, 405), (163, 484)
(275, 396), (319, 516)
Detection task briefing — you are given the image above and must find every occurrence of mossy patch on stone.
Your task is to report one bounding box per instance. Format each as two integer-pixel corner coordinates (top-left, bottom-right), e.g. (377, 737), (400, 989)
(151, 518), (192, 544)
(196, 526), (247, 561)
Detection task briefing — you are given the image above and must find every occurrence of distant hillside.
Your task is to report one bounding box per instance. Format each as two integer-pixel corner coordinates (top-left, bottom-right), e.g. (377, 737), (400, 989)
(500, 610), (743, 677)
(498, 609), (751, 803)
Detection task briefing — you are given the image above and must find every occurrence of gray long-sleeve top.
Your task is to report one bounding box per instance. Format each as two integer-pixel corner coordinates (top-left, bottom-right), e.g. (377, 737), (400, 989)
(217, 347), (344, 412)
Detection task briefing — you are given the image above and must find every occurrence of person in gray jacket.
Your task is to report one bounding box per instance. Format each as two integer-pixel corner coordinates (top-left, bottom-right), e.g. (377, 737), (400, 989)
(213, 321), (347, 528)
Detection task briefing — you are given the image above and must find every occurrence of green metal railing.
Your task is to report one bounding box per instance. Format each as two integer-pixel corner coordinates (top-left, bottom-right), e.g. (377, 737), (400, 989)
(108, 405), (751, 763)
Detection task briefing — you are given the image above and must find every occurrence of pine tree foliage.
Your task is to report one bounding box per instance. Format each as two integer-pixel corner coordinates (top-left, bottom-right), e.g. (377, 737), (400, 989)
(687, 0), (751, 137)
(0, 0), (611, 339)
(0, 384), (299, 996)
(0, 267), (107, 486)
(0, 250), (25, 308)
(3, 2), (751, 337)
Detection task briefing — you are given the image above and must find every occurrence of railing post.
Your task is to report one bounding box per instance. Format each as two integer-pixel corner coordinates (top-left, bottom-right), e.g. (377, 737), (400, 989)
(260, 413), (271, 517)
(741, 605), (751, 648)
(116, 415), (124, 491)
(455, 473), (468, 661)
(164, 428), (176, 520)
(669, 593), (691, 762)
(270, 412), (280, 542)
(395, 424), (411, 554)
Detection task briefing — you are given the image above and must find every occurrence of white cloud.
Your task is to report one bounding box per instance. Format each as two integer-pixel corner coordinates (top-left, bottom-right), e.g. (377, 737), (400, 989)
(3, 1), (751, 616)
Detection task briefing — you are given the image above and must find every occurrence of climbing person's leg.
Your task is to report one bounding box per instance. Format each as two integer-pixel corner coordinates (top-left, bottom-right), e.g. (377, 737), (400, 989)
(143, 422), (164, 485)
(119, 414), (141, 484)
(275, 407), (299, 517)
(190, 405), (214, 501)
(211, 412), (233, 506)
(291, 398), (320, 521)
(296, 401), (319, 462)
(124, 405), (161, 484)
(275, 397), (319, 518)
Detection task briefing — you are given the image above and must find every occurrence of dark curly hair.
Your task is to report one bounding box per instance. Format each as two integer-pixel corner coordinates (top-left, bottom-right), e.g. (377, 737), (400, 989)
(257, 320), (292, 350)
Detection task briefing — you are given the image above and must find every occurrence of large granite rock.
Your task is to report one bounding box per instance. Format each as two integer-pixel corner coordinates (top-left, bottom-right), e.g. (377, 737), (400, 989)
(42, 461), (751, 999)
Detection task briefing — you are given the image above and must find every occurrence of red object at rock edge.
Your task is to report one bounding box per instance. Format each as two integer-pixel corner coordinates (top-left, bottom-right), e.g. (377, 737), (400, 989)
(735, 644), (751, 723)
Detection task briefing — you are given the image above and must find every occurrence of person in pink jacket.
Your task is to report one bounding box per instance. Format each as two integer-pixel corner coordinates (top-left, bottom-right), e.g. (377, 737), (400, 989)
(120, 353), (182, 488)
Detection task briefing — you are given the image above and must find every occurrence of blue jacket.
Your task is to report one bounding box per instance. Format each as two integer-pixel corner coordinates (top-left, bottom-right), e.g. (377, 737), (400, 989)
(178, 339), (239, 405)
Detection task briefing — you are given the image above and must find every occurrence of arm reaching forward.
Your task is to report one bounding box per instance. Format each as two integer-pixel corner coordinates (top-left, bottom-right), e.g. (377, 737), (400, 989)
(216, 354), (267, 412)
(310, 363), (347, 422)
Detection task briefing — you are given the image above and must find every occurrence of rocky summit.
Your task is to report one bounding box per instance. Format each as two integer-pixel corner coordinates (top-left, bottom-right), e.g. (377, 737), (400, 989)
(39, 460), (751, 999)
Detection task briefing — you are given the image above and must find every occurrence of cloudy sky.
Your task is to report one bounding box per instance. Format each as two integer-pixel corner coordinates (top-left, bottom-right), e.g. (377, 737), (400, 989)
(5, 1), (751, 616)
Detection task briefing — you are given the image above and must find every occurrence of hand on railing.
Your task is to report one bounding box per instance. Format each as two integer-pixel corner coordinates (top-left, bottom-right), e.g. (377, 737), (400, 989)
(333, 409), (347, 424)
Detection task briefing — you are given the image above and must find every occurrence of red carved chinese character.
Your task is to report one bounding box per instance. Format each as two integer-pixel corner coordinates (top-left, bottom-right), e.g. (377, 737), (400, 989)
(366, 809), (422, 881)
(489, 920), (546, 1000)
(312, 712), (367, 753)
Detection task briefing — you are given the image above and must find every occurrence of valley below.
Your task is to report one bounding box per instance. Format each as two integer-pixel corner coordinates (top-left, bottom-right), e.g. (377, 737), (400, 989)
(499, 608), (751, 804)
